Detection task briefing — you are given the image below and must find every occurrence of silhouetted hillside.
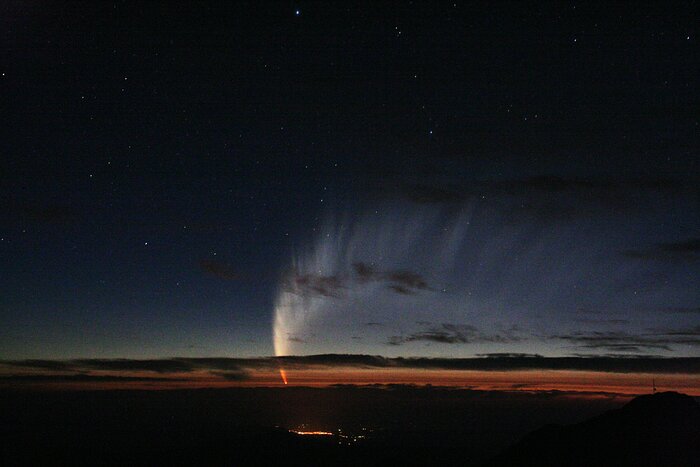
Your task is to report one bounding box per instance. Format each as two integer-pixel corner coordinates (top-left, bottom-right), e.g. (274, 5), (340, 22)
(0, 387), (627, 466)
(490, 391), (700, 466)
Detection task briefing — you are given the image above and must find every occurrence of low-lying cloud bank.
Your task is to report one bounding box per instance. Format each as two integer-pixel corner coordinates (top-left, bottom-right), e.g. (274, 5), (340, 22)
(2, 354), (700, 384)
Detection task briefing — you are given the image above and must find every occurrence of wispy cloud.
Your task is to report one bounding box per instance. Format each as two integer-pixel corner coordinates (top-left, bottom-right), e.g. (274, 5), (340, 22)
(551, 330), (700, 352)
(388, 323), (523, 346)
(353, 262), (432, 294)
(282, 263), (433, 299)
(286, 273), (345, 298)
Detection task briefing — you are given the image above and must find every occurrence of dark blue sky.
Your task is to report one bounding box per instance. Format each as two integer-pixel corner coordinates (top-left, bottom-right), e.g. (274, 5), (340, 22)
(1, 2), (698, 359)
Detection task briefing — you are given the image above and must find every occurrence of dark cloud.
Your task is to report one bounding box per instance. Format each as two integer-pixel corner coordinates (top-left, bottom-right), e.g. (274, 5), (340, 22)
(283, 263), (434, 298)
(179, 358), (264, 371)
(364, 322), (384, 326)
(352, 262), (376, 282)
(0, 374), (187, 383)
(287, 336), (306, 343)
(388, 332), (451, 345)
(574, 318), (629, 325)
(476, 353), (544, 358)
(386, 270), (430, 291)
(388, 323), (522, 346)
(271, 354), (700, 374)
(551, 330), (700, 352)
(2, 358), (257, 375)
(591, 344), (670, 352)
(568, 353), (668, 359)
(352, 262), (432, 295)
(199, 259), (242, 280)
(287, 273), (345, 298)
(2, 359), (75, 371)
(387, 284), (415, 295)
(389, 355), (700, 374)
(274, 354), (393, 370)
(388, 324), (476, 345)
(73, 358), (194, 373)
(3, 354), (700, 376)
(208, 370), (250, 382)
(623, 237), (700, 261)
(653, 325), (700, 337)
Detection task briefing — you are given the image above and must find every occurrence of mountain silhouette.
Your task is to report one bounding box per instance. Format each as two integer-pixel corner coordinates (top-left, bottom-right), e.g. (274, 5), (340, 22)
(490, 391), (700, 467)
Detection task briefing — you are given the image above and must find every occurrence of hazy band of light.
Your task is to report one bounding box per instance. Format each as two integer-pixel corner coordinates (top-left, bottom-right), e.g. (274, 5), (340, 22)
(1, 367), (698, 395)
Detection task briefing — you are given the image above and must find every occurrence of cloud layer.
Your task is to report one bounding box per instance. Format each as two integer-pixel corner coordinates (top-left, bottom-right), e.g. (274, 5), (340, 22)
(3, 354), (700, 378)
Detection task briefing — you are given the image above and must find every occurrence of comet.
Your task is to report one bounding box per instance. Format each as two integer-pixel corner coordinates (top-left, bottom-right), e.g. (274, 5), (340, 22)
(271, 194), (680, 362)
(272, 202), (473, 362)
(279, 367), (288, 385)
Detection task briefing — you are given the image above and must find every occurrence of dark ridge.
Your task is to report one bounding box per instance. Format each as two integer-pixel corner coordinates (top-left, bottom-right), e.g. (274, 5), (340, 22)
(490, 391), (700, 466)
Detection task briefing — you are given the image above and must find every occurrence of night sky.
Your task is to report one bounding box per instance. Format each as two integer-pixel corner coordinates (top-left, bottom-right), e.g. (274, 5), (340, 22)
(1, 1), (698, 384)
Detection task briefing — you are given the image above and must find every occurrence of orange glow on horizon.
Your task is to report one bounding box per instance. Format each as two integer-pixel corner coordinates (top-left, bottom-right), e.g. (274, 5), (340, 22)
(1, 366), (698, 395)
